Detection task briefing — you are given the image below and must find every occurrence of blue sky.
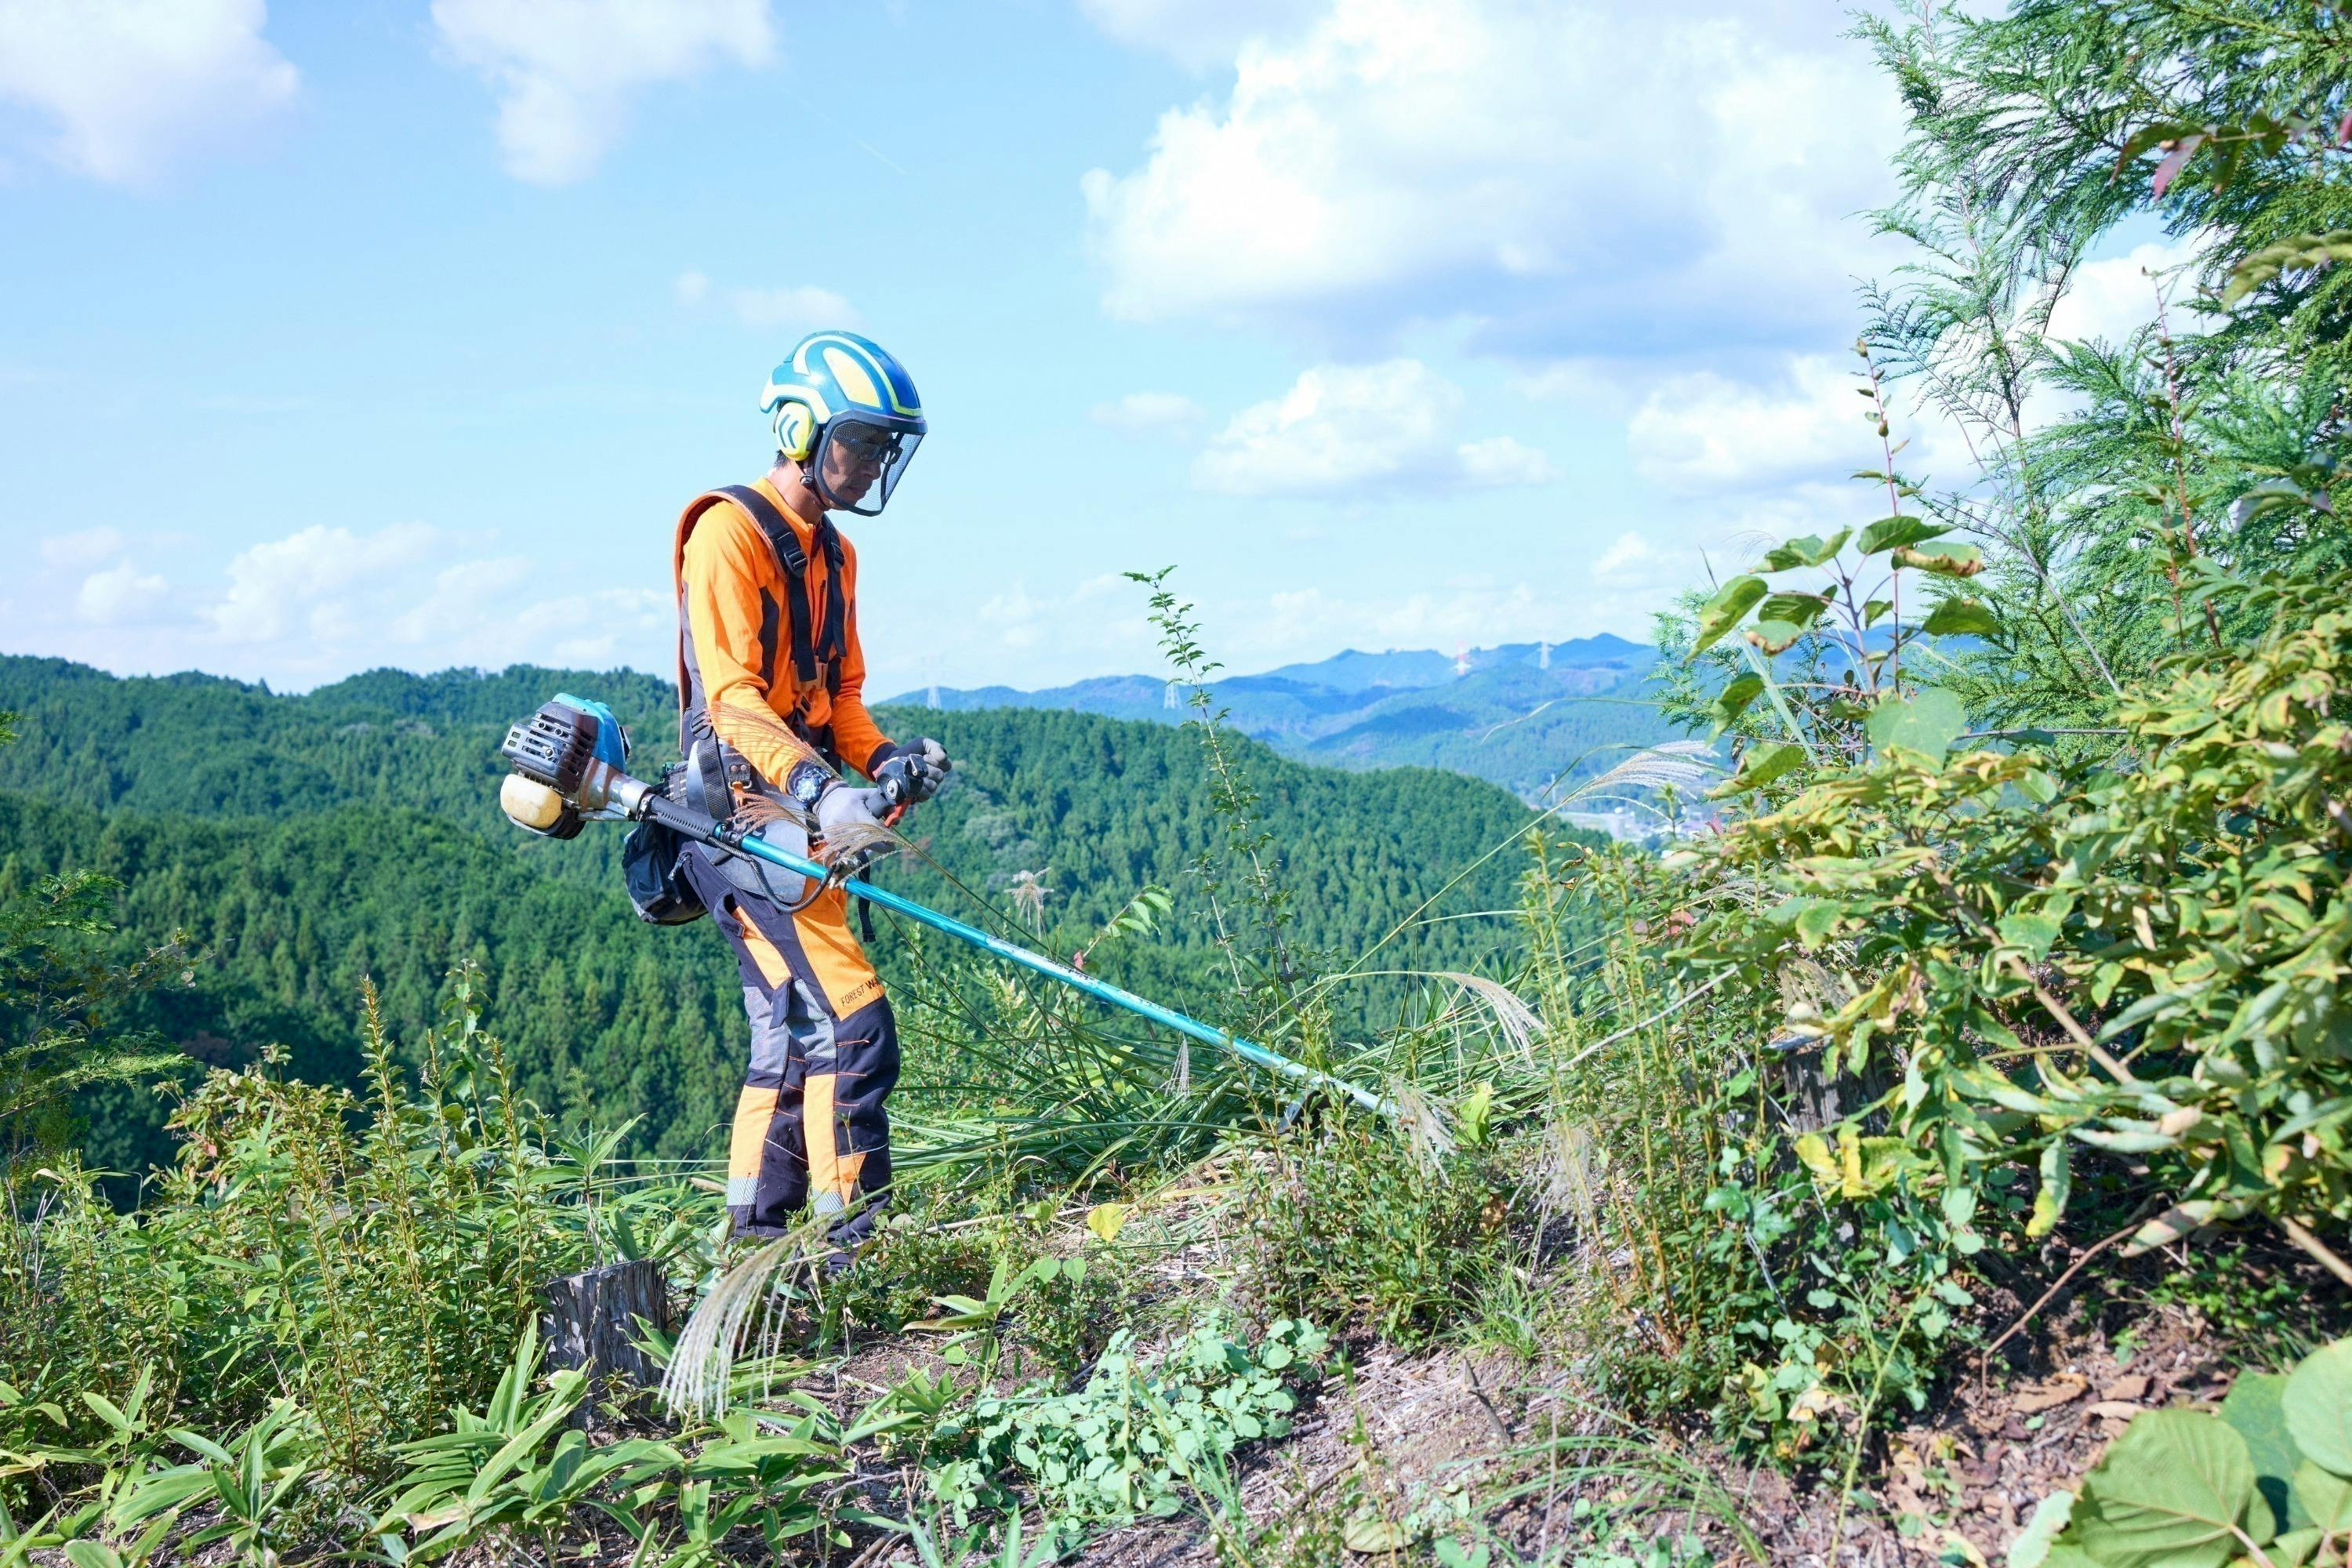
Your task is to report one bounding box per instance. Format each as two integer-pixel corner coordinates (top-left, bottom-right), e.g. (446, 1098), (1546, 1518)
(0, 0), (2186, 696)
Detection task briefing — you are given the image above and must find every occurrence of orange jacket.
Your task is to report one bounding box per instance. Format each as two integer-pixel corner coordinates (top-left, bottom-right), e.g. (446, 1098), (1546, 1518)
(672, 477), (892, 785)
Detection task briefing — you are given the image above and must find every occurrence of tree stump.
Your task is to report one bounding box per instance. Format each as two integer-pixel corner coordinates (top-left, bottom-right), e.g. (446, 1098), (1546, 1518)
(542, 1259), (670, 1422)
(1772, 1036), (1894, 1136)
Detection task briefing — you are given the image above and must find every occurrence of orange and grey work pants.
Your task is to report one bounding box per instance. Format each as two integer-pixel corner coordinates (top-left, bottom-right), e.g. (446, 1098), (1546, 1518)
(679, 844), (899, 1248)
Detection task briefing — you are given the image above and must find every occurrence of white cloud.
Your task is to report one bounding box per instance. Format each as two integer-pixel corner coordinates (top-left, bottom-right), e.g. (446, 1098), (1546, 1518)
(674, 268), (858, 332)
(184, 523), (672, 677)
(1508, 359), (1631, 411)
(978, 582), (1047, 649)
(8, 518), (678, 689)
(2046, 234), (2213, 347)
(1628, 354), (1869, 496)
(41, 526), (127, 569)
(0, 0), (297, 184)
(727, 284), (858, 332)
(1081, 0), (1898, 355)
(1193, 359), (1555, 496)
(1089, 391), (1203, 433)
(76, 560), (172, 626)
(205, 523), (441, 644)
(1457, 435), (1558, 487)
(1076, 0), (1324, 70)
(431, 0), (774, 185)
(1593, 532), (1655, 581)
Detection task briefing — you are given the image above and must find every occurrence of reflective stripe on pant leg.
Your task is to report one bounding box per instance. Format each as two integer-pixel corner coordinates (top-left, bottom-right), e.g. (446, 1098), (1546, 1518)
(726, 1086), (777, 1210)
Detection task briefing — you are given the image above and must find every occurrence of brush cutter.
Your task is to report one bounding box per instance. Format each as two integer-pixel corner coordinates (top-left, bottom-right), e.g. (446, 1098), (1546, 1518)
(496, 696), (1392, 1117)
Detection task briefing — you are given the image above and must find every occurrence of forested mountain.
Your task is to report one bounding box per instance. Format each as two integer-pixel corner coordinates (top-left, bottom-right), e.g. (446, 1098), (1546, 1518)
(891, 635), (1676, 799)
(0, 655), (1570, 1173)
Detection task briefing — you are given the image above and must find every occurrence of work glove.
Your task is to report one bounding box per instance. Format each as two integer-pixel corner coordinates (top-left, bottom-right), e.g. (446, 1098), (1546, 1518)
(872, 737), (951, 810)
(814, 780), (891, 843)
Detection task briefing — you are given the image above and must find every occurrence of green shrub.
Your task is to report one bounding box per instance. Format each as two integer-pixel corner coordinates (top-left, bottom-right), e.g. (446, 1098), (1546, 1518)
(927, 1317), (1327, 1548)
(829, 1200), (1004, 1338)
(0, 966), (631, 1501)
(1243, 1119), (1509, 1348)
(1011, 1252), (1134, 1375)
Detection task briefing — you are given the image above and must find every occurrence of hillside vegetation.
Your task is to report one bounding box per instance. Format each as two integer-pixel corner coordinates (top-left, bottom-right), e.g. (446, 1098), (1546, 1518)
(7, 3), (2352, 1566)
(0, 655), (1555, 1174)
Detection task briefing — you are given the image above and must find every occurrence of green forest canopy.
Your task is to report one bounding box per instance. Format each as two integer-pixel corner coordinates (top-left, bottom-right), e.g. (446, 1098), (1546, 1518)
(0, 656), (1577, 1172)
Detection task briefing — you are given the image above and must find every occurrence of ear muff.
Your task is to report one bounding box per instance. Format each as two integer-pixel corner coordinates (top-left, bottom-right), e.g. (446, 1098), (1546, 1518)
(774, 401), (818, 462)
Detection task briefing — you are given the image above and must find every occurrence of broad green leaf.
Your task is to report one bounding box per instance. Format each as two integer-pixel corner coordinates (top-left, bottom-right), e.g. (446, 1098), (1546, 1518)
(1757, 529), (1851, 571)
(1086, 1203), (1131, 1243)
(2262, 1526), (2325, 1568)
(1998, 911), (2063, 963)
(1791, 898), (1844, 949)
(80, 1393), (129, 1434)
(1456, 1080), (1495, 1148)
(1745, 619), (1809, 655)
(2076, 1127), (2186, 1155)
(1710, 673), (1765, 732)
(166, 1428), (237, 1467)
(2068, 1410), (2256, 1568)
(1755, 591), (1831, 626)
(2028, 1139), (2070, 1240)
(537, 1429), (586, 1501)
(1342, 1516), (1408, 1553)
(1866, 688), (1968, 762)
(1710, 741), (1806, 797)
(2290, 1461), (2352, 1533)
(1893, 541), (1984, 577)
(1794, 1133), (1838, 1186)
(2283, 1339), (2352, 1475)
(2220, 1373), (2310, 1535)
(1857, 515), (1948, 554)
(1691, 575), (1767, 655)
(1922, 598), (2002, 637)
(2006, 1490), (2074, 1568)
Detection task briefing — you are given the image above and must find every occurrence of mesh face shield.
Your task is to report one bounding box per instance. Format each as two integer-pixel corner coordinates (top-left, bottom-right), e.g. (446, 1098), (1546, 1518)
(811, 416), (922, 516)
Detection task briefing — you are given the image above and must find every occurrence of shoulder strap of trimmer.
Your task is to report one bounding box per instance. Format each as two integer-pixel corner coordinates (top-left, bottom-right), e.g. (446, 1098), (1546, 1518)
(714, 485), (821, 691)
(814, 522), (847, 681)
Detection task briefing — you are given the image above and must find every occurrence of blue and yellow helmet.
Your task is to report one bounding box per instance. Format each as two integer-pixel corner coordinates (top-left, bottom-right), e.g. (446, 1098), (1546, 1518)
(760, 331), (927, 517)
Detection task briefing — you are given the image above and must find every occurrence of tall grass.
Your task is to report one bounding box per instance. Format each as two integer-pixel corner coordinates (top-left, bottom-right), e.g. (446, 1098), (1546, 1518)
(0, 964), (695, 1503)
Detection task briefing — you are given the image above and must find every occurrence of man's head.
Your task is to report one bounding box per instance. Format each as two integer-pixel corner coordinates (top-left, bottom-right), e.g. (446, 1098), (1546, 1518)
(760, 332), (927, 517)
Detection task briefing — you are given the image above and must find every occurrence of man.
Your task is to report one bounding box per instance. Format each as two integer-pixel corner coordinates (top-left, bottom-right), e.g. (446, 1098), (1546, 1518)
(668, 329), (950, 1258)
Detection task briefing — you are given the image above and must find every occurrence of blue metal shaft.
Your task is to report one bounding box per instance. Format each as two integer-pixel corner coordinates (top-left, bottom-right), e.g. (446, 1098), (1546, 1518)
(725, 828), (1392, 1118)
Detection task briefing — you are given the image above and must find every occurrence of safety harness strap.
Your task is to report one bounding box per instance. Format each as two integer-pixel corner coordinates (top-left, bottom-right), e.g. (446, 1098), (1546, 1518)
(713, 485), (848, 691)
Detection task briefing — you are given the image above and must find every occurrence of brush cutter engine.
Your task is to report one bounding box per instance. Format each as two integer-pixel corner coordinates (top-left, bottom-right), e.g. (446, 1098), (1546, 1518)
(496, 696), (820, 910)
(498, 695), (647, 838)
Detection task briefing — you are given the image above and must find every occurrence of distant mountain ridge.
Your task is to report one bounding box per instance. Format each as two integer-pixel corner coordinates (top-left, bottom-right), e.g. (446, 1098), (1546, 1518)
(888, 634), (1680, 800)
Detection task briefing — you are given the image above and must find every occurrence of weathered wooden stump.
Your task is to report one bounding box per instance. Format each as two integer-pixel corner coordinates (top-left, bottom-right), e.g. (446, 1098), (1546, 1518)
(1771, 1036), (1894, 1136)
(542, 1259), (670, 1421)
